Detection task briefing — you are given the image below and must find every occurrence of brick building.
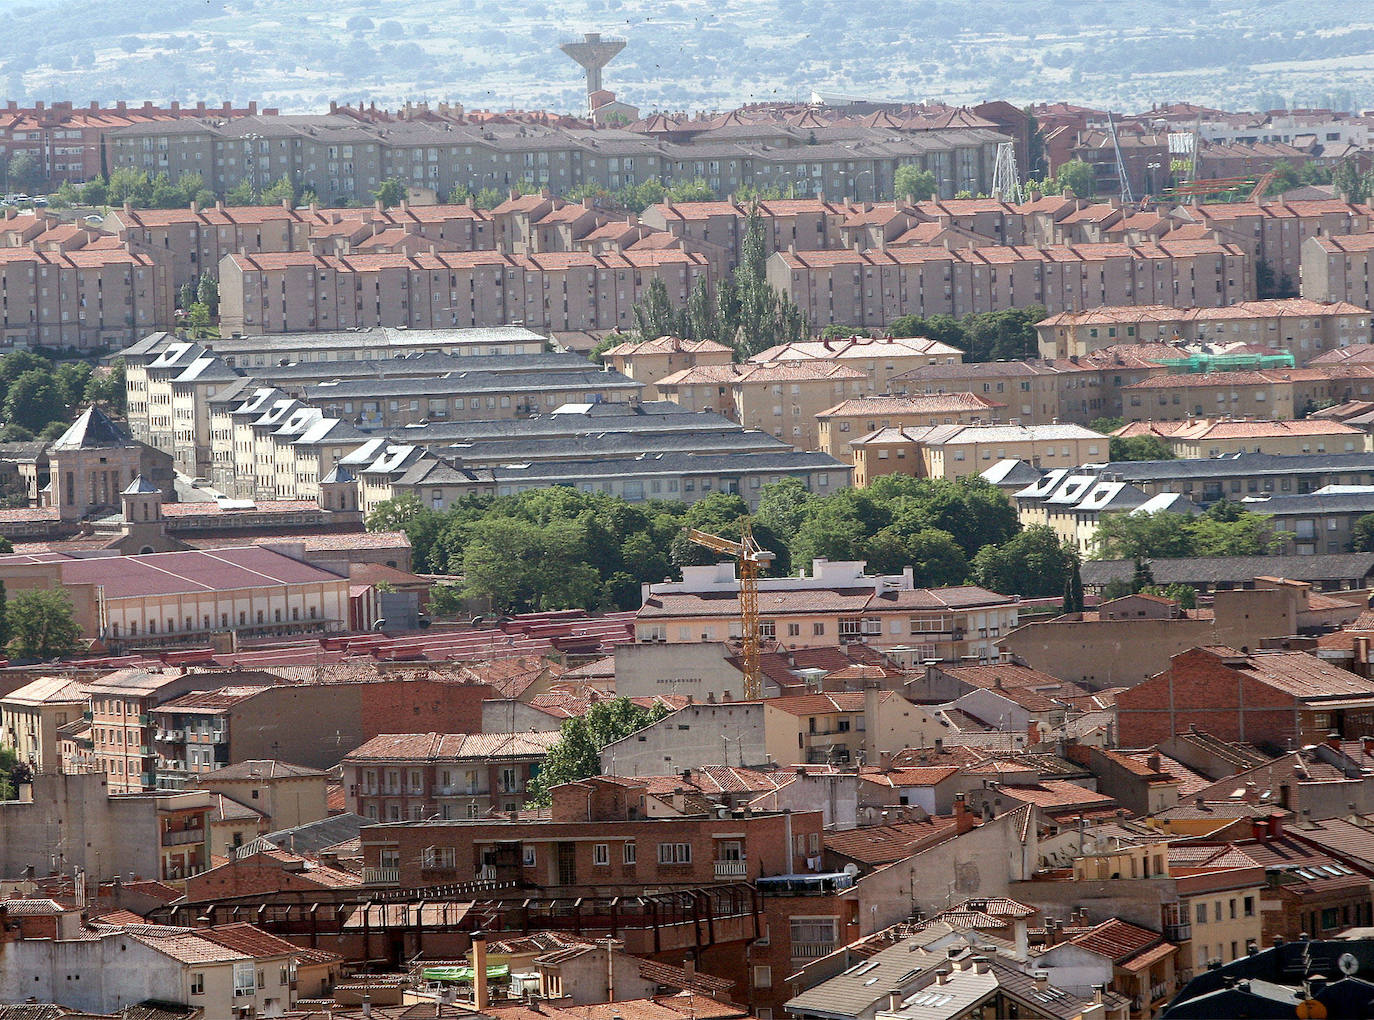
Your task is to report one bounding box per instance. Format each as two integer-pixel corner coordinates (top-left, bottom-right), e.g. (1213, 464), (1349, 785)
(341, 731), (559, 822)
(1116, 647), (1374, 748)
(355, 775), (823, 888)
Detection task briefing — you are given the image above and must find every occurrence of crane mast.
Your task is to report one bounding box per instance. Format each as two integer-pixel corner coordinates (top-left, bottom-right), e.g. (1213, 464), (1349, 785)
(686, 521), (775, 700)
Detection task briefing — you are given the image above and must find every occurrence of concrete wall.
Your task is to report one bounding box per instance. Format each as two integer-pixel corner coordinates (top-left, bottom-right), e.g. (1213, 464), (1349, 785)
(0, 773), (159, 883)
(852, 807), (1039, 932)
(482, 699), (567, 733)
(0, 933), (184, 1013)
(599, 702), (767, 776)
(999, 618), (1216, 688)
(612, 641), (750, 702)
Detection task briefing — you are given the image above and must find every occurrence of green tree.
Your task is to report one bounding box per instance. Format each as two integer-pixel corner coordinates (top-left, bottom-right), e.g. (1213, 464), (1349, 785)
(1140, 582), (1196, 610)
(177, 281), (197, 312)
(632, 276), (678, 340)
(893, 164), (938, 201)
(365, 495), (447, 573)
(1054, 159), (1095, 198)
(1109, 435), (1175, 461)
(85, 360), (126, 414)
(666, 178), (715, 203)
(0, 349), (51, 406)
(461, 517), (603, 613)
(1189, 511), (1287, 556)
(107, 167), (154, 206)
(754, 477), (816, 541)
(372, 177), (406, 207)
(259, 175), (297, 206)
(0, 579), (9, 652)
(865, 525), (968, 586)
(79, 177), (109, 206)
(588, 331), (631, 363)
(1352, 513), (1374, 552)
(224, 178), (257, 206)
(3, 370), (66, 432)
(729, 203), (808, 357)
(53, 362), (92, 408)
(6, 588), (81, 661)
(684, 278), (720, 343)
(6, 150), (42, 193)
(1093, 511), (1195, 560)
(1266, 160), (1301, 196)
(196, 275), (219, 315)
(526, 698), (672, 804)
(188, 302), (212, 336)
(971, 525), (1075, 598)
(427, 583), (465, 617)
(1089, 416), (1124, 434)
(1061, 557), (1085, 614)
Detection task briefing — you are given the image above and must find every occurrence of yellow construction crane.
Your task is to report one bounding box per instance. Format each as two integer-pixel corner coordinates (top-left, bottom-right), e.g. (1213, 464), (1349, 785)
(687, 521), (775, 700)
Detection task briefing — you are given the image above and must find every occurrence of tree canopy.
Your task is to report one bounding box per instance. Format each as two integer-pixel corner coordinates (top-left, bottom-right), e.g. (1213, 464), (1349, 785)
(1092, 502), (1289, 560)
(888, 307), (1046, 363)
(1109, 435), (1175, 462)
(5, 588), (81, 662)
(525, 698), (673, 804)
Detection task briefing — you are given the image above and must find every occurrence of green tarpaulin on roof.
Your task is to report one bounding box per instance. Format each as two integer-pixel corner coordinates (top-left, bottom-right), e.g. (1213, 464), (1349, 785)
(422, 964), (510, 982)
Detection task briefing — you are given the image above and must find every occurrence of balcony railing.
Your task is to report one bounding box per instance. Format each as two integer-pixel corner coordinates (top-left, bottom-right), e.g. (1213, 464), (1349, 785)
(714, 860), (747, 878)
(1164, 922), (1192, 942)
(163, 829), (204, 847)
(791, 942), (837, 961)
(363, 866), (400, 885)
(1150, 981), (1171, 1003)
(476, 865), (498, 881)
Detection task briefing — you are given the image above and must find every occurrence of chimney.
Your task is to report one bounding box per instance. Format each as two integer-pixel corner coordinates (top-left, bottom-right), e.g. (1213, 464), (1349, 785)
(887, 989), (904, 1011)
(1034, 972), (1049, 992)
(472, 930), (490, 1010)
(972, 957), (991, 975)
(1027, 720), (1041, 746)
(864, 682), (881, 763)
(1148, 753), (1161, 772)
(953, 793), (972, 831)
(1327, 731), (1342, 751)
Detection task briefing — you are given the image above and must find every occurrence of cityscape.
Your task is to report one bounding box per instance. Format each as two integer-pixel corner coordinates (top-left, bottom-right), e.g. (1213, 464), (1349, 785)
(11, 4), (1374, 1019)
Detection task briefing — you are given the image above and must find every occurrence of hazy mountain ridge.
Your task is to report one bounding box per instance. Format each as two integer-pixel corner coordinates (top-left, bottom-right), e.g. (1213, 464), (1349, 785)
(1, 0), (1371, 116)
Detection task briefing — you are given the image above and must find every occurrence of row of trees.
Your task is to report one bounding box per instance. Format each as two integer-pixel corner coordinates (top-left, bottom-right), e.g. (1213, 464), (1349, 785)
(1092, 501), (1289, 560)
(368, 474), (1091, 617)
(886, 305), (1047, 363)
(0, 350), (125, 443)
(606, 203), (808, 360)
(46, 168), (319, 212)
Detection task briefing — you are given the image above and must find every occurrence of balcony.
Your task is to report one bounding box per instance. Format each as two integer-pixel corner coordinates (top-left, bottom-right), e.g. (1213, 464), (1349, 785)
(363, 866), (400, 885)
(714, 860), (747, 878)
(791, 942), (837, 961)
(476, 865), (498, 881)
(163, 828), (204, 847)
(1165, 922), (1192, 942)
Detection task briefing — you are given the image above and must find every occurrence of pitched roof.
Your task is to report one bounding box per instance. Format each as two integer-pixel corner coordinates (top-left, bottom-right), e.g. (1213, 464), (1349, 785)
(199, 759), (328, 781)
(50, 405), (131, 450)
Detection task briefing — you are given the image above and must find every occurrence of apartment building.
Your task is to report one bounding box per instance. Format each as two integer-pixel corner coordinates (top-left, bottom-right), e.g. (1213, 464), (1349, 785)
(1036, 299), (1371, 363)
(0, 247), (173, 350)
(1249, 489), (1374, 556)
(637, 558), (1017, 661)
(1122, 370), (1299, 421)
(817, 393), (1006, 460)
(850, 422), (1107, 486)
(341, 731), (559, 822)
(84, 667), (277, 794)
(358, 445), (849, 513)
(1162, 418), (1368, 458)
(148, 675), (495, 785)
(104, 200), (494, 290)
(748, 335), (965, 394)
(356, 777), (822, 888)
(1093, 450), (1374, 503)
(301, 367), (640, 429)
(1181, 198), (1370, 283)
(655, 361), (867, 450)
(1302, 232), (1374, 308)
(767, 239), (1252, 330)
(217, 247), (711, 335)
(104, 112), (1005, 206)
(601, 334), (735, 398)
(0, 677), (87, 774)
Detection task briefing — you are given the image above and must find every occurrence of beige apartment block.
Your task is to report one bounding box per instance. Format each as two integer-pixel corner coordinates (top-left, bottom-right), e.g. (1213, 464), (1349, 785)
(748, 334), (965, 394)
(601, 334), (735, 398)
(817, 392), (1006, 460)
(1037, 299), (1371, 363)
(656, 361), (866, 450)
(189, 760), (330, 832)
(0, 248), (172, 351)
(766, 239), (1252, 329)
(169, 355), (244, 478)
(1122, 371), (1298, 421)
(217, 248), (711, 336)
(1163, 418), (1369, 458)
(0, 677), (87, 774)
(851, 421), (1107, 485)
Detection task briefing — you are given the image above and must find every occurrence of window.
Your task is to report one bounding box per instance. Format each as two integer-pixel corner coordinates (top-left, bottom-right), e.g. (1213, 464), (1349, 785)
(190, 974), (204, 996)
(1243, 896), (1255, 917)
(1195, 902), (1207, 924)
(594, 843), (610, 866)
(624, 841), (637, 865)
(233, 962), (256, 997)
(657, 842), (692, 864)
(523, 846), (537, 867)
(753, 966), (772, 988)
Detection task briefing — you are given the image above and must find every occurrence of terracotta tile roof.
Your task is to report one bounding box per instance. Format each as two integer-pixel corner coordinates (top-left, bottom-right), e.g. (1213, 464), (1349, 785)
(1069, 917), (1168, 965)
(343, 731), (558, 762)
(200, 759), (328, 781)
(817, 393), (1005, 417)
(199, 921), (301, 958)
(823, 815), (961, 865)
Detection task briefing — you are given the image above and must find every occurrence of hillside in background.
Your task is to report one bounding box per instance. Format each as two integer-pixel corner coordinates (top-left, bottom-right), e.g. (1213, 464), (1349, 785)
(1, 0), (1372, 116)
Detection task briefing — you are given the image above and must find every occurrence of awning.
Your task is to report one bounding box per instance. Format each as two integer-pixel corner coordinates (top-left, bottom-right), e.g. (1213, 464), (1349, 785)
(422, 964), (510, 983)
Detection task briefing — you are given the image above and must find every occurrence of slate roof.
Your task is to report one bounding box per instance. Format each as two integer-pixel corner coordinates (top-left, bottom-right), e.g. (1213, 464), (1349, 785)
(1081, 553), (1374, 587)
(50, 405), (131, 450)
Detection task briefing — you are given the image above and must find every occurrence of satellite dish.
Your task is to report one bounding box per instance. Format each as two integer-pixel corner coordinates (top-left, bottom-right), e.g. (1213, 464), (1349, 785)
(1339, 952), (1359, 976)
(843, 863), (859, 878)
